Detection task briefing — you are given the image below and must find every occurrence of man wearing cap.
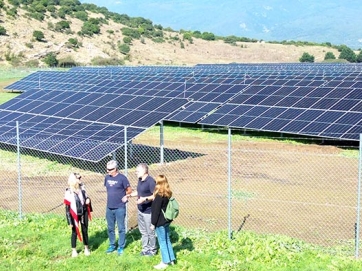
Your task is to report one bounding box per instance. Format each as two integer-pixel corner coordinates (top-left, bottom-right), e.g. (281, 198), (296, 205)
(104, 160), (132, 255)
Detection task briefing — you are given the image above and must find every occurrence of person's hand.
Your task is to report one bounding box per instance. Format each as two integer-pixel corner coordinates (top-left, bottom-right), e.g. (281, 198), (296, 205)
(69, 225), (73, 228)
(122, 195), (129, 203)
(150, 224), (155, 231)
(137, 197), (146, 204)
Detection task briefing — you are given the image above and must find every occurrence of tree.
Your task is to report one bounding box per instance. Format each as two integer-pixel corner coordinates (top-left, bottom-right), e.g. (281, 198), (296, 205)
(299, 52), (314, 62)
(43, 52), (58, 67)
(338, 45), (357, 62)
(201, 31), (215, 41)
(324, 52), (336, 60)
(357, 51), (362, 63)
(33, 30), (44, 41)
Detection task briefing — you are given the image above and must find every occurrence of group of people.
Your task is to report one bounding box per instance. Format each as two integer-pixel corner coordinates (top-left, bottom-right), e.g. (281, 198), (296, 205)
(63, 160), (176, 270)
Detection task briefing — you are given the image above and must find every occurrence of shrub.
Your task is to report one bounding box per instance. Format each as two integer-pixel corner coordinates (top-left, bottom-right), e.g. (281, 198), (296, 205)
(324, 52), (336, 60)
(55, 20), (70, 32)
(118, 43), (130, 54)
(58, 56), (77, 67)
(299, 52), (315, 62)
(123, 36), (132, 44)
(91, 57), (124, 66)
(43, 52), (58, 67)
(24, 59), (39, 67)
(33, 30), (44, 41)
(25, 42), (34, 48)
(0, 26), (6, 35)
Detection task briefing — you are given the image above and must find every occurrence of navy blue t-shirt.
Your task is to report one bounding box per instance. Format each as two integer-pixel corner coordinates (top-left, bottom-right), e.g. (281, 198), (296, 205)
(104, 173), (130, 209)
(137, 175), (156, 214)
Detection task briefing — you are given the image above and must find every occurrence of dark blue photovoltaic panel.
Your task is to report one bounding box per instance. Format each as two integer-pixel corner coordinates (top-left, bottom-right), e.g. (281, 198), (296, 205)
(2, 62), (362, 158)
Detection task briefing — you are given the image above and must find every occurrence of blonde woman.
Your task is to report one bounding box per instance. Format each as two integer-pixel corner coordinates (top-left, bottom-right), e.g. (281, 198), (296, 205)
(64, 173), (92, 257)
(150, 175), (176, 270)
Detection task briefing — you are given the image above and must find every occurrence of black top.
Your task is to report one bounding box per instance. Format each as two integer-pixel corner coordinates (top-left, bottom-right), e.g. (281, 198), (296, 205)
(151, 194), (171, 227)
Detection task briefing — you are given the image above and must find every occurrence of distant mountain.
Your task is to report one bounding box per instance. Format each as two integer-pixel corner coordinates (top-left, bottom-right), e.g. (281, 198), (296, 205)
(82, 0), (362, 49)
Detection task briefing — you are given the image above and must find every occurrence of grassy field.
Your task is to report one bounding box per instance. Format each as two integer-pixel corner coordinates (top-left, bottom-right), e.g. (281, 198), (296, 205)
(1, 210), (362, 271)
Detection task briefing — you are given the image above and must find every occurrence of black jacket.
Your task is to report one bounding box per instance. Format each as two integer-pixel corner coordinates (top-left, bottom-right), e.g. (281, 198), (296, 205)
(151, 194), (171, 227)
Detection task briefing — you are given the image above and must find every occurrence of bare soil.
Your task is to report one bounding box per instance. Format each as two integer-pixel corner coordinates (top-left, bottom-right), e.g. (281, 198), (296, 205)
(0, 135), (358, 249)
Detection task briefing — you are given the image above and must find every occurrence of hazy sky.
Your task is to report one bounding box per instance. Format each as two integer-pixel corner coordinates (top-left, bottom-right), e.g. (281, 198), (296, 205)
(80, 0), (362, 48)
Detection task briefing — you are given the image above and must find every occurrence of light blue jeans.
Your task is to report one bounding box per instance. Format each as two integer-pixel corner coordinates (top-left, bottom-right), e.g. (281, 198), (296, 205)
(155, 224), (176, 264)
(106, 207), (126, 248)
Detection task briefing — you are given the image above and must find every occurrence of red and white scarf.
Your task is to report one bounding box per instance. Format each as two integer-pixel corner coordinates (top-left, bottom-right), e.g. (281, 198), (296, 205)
(64, 190), (83, 241)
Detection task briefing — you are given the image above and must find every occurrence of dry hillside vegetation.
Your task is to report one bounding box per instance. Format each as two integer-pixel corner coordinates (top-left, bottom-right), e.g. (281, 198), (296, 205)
(0, 6), (342, 66)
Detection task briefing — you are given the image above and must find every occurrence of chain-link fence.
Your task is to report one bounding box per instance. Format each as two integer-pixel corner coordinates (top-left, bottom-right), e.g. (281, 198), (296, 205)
(0, 122), (361, 256)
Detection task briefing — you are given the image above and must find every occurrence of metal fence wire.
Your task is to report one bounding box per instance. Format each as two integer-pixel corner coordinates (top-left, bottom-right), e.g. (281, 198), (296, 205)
(0, 122), (361, 257)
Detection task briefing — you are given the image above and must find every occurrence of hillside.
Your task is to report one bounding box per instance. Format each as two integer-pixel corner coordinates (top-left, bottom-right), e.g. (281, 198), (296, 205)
(0, 0), (342, 67)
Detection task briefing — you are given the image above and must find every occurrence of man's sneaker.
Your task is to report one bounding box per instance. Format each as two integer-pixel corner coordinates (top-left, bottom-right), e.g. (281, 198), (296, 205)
(106, 246), (116, 254)
(117, 248), (124, 255)
(154, 262), (169, 270)
(71, 250), (78, 258)
(140, 250), (153, 256)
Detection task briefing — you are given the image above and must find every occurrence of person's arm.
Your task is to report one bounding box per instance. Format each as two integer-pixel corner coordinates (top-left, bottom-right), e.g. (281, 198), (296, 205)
(65, 204), (73, 227)
(137, 194), (155, 204)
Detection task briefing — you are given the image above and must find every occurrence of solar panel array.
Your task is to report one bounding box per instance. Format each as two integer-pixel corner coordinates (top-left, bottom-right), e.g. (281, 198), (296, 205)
(2, 63), (362, 161)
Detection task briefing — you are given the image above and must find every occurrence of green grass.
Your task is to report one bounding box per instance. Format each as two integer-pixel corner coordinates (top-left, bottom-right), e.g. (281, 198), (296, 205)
(1, 210), (362, 270)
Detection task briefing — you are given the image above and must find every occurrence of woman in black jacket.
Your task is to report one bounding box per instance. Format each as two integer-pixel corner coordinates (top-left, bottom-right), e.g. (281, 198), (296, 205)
(150, 175), (176, 270)
(64, 173), (92, 257)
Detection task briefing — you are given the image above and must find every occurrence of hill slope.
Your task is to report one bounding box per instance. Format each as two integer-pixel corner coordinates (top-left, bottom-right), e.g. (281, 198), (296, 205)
(0, 1), (341, 67)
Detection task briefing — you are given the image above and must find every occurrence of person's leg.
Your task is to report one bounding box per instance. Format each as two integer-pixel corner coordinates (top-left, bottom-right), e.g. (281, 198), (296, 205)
(155, 226), (170, 263)
(137, 210), (148, 253)
(81, 214), (90, 255)
(142, 212), (157, 254)
(105, 208), (116, 251)
(71, 221), (78, 257)
(164, 224), (175, 262)
(115, 207), (126, 249)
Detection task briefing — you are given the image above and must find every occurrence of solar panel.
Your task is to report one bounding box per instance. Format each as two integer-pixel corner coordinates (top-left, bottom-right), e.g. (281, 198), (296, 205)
(2, 63), (362, 161)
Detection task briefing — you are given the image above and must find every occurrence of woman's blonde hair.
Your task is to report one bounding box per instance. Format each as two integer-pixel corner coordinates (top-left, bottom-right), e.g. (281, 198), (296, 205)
(68, 173), (80, 192)
(153, 174), (172, 198)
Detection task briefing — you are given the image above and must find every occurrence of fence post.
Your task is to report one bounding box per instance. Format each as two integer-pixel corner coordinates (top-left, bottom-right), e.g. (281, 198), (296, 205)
(16, 121), (22, 219)
(228, 127), (232, 239)
(124, 126), (128, 232)
(160, 121), (164, 164)
(356, 133), (362, 258)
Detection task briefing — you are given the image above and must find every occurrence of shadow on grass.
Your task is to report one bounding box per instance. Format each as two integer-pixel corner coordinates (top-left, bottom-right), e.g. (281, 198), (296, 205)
(89, 228), (108, 250)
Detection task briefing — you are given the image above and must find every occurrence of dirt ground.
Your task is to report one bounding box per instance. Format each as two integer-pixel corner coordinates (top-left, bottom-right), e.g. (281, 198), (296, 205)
(0, 132), (359, 252)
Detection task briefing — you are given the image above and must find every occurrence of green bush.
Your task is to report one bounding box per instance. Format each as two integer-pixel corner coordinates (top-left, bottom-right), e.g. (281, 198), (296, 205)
(299, 52), (315, 62)
(123, 36), (132, 44)
(121, 27), (140, 39)
(324, 52), (336, 60)
(43, 52), (58, 67)
(118, 43), (130, 54)
(0, 26), (6, 35)
(91, 56), (124, 66)
(33, 30), (44, 41)
(55, 20), (70, 32)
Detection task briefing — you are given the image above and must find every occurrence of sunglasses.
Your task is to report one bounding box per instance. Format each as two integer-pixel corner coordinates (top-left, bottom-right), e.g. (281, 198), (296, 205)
(107, 168), (115, 171)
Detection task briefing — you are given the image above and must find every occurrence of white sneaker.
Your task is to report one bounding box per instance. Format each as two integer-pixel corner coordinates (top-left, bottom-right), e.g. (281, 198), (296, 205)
(154, 262), (168, 270)
(72, 250), (78, 257)
(84, 248), (91, 256)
